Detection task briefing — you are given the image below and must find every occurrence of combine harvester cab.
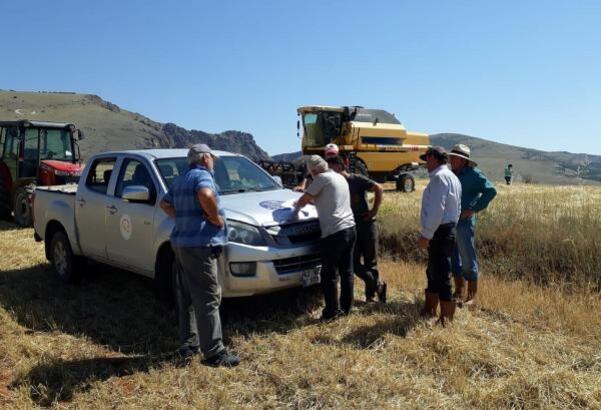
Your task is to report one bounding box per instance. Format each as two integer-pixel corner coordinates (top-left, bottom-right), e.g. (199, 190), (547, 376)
(0, 120), (84, 226)
(297, 105), (430, 192)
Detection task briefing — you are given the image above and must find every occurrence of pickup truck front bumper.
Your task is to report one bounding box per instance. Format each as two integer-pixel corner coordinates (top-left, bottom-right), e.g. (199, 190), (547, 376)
(222, 242), (322, 298)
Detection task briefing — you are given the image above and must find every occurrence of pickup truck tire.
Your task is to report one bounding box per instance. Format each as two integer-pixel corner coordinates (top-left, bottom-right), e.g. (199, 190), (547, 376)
(13, 184), (35, 227)
(50, 231), (83, 283)
(0, 176), (10, 220)
(396, 173), (415, 193)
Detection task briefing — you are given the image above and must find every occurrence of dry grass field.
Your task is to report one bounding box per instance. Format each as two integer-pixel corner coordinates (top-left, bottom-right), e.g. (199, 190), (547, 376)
(1, 182), (600, 408)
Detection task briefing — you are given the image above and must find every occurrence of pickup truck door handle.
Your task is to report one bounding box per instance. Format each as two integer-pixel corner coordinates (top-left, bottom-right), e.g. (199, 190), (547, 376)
(76, 197), (86, 207)
(106, 205), (118, 215)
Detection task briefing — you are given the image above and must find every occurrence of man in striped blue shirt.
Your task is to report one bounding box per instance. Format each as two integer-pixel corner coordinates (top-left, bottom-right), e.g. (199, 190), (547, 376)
(418, 146), (462, 325)
(160, 144), (239, 367)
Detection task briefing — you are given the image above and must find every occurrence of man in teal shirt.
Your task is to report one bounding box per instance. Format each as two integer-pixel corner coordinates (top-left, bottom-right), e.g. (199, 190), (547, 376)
(448, 144), (497, 306)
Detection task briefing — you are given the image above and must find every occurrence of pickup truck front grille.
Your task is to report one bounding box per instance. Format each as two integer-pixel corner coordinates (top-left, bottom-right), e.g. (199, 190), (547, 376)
(273, 253), (321, 275)
(271, 221), (321, 246)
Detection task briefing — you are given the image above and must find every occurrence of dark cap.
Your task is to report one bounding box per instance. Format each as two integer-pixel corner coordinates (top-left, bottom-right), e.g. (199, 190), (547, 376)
(419, 146), (447, 162)
(188, 143), (219, 158)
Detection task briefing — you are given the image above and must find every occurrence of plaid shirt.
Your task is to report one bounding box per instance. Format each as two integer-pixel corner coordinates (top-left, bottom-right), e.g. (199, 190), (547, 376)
(163, 166), (227, 248)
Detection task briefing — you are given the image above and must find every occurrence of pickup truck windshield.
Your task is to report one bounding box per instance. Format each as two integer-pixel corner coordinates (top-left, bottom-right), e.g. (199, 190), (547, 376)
(155, 155), (280, 194)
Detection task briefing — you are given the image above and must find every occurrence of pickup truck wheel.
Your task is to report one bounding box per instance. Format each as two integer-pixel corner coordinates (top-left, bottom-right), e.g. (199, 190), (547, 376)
(13, 184), (35, 227)
(50, 231), (81, 282)
(396, 173), (415, 193)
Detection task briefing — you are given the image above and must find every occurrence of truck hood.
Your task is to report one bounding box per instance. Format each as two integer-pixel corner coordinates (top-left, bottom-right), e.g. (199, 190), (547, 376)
(220, 189), (317, 227)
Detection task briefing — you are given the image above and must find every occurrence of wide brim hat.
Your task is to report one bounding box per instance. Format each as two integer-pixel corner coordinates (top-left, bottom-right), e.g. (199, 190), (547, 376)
(419, 146), (448, 162)
(447, 144), (477, 167)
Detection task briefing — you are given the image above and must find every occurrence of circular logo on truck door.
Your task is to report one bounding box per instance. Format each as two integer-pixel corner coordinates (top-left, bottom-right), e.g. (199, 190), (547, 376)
(120, 214), (133, 240)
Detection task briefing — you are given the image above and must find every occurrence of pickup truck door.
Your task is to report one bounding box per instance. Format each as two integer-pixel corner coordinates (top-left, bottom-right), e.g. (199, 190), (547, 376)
(75, 157), (117, 260)
(104, 157), (157, 274)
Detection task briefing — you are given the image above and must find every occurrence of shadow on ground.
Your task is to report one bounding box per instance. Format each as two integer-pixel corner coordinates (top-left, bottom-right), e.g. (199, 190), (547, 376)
(343, 300), (421, 348)
(0, 261), (322, 405)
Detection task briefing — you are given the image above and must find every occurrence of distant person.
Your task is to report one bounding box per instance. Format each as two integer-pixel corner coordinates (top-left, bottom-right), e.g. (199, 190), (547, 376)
(418, 146), (462, 325)
(504, 164), (513, 185)
(294, 155), (356, 320)
(327, 155), (387, 303)
(159, 144), (240, 367)
(448, 144), (497, 307)
(293, 143), (341, 192)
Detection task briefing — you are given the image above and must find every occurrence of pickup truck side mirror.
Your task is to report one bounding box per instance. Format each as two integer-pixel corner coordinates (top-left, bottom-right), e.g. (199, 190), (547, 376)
(122, 185), (150, 202)
(77, 129), (85, 140)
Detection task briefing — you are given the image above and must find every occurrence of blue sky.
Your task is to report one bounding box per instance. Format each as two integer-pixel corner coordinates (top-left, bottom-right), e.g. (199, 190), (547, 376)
(1, 0), (600, 155)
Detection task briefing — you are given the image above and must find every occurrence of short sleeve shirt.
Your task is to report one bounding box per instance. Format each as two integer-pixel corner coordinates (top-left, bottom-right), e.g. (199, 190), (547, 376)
(346, 174), (376, 219)
(163, 166), (227, 248)
(306, 170), (355, 238)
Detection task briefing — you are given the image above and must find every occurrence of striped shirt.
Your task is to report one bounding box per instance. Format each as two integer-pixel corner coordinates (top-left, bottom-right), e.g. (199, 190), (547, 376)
(163, 166), (227, 248)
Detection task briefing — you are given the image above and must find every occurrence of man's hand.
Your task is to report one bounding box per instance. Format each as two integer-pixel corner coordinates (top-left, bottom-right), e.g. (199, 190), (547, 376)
(418, 236), (430, 250)
(209, 215), (225, 229)
(460, 209), (474, 220)
(292, 186), (304, 192)
(362, 209), (377, 221)
(159, 199), (176, 218)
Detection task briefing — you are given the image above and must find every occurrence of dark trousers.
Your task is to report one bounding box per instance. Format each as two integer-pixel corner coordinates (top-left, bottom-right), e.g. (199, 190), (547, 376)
(320, 226), (357, 316)
(426, 223), (456, 301)
(173, 246), (225, 358)
(354, 219), (380, 298)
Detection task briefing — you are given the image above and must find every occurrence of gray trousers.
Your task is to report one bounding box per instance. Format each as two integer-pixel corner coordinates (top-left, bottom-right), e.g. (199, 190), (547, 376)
(173, 246), (225, 358)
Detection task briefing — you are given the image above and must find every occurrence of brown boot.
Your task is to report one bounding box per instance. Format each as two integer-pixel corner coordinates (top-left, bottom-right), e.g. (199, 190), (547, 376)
(453, 276), (464, 301)
(420, 291), (439, 318)
(438, 300), (456, 327)
(463, 280), (478, 307)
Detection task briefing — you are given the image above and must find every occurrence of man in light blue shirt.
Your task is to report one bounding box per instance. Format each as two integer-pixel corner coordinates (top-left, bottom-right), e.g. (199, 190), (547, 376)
(418, 146), (462, 325)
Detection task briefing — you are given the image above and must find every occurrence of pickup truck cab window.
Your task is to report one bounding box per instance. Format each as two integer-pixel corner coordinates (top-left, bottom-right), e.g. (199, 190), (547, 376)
(115, 158), (157, 204)
(86, 158), (116, 195)
(155, 155), (279, 194)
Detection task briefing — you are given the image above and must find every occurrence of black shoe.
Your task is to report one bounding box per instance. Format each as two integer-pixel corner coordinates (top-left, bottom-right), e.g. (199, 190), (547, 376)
(319, 309), (343, 322)
(204, 350), (241, 368)
(377, 281), (387, 304)
(178, 345), (200, 359)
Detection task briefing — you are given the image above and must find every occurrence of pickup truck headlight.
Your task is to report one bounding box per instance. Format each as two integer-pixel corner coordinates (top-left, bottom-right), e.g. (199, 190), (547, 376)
(227, 220), (266, 246)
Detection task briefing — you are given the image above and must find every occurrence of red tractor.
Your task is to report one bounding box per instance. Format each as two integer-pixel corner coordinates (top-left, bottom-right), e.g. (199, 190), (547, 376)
(0, 120), (84, 227)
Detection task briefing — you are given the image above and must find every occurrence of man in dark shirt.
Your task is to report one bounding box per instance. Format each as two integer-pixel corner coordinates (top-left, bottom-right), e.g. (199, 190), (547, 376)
(327, 156), (387, 303)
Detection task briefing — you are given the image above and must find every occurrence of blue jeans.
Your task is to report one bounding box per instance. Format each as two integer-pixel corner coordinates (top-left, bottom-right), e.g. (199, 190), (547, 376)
(451, 221), (479, 281)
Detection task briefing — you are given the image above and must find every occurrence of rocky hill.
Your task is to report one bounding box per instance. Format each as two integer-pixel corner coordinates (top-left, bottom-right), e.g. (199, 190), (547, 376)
(431, 133), (601, 184)
(0, 91), (270, 160)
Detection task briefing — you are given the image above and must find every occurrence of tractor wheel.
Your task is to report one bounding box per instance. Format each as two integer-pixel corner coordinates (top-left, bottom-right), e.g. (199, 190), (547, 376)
(396, 173), (415, 193)
(13, 184), (36, 227)
(351, 158), (369, 177)
(0, 176), (10, 220)
(50, 230), (83, 283)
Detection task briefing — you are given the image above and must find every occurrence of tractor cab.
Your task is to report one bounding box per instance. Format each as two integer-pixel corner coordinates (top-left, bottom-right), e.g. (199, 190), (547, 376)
(0, 120), (84, 226)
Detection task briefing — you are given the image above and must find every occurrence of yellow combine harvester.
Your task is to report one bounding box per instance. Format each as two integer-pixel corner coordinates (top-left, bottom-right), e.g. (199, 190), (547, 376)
(297, 105), (430, 192)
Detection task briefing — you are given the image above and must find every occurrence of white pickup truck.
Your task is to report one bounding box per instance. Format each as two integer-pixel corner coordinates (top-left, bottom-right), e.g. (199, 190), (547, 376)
(33, 149), (322, 298)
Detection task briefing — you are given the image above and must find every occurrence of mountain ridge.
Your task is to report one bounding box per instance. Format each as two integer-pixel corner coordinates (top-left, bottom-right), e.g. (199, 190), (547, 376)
(0, 90), (270, 160)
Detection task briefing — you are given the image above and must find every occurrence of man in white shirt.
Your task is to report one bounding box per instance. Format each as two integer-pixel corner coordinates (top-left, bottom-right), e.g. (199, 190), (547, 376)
(295, 155), (356, 320)
(418, 146), (462, 325)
